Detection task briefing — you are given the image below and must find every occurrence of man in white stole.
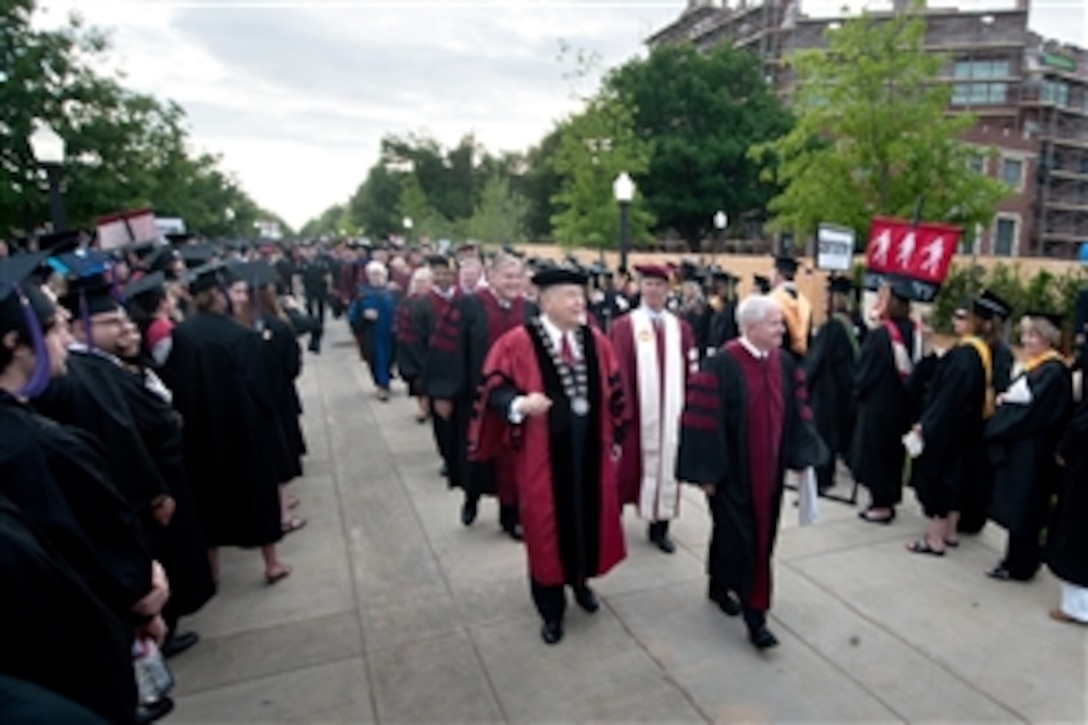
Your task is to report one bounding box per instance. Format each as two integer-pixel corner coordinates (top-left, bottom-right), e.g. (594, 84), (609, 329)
(609, 264), (697, 553)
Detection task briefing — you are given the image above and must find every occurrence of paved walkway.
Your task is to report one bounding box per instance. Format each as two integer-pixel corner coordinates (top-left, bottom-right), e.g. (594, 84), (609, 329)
(172, 324), (1085, 723)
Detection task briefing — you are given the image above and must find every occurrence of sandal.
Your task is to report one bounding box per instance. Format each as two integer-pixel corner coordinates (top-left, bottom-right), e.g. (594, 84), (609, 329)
(859, 509), (895, 525)
(282, 516), (307, 535)
(1049, 608), (1083, 624)
(944, 538), (960, 548)
(286, 494), (300, 510)
(265, 565), (292, 586)
(906, 539), (945, 557)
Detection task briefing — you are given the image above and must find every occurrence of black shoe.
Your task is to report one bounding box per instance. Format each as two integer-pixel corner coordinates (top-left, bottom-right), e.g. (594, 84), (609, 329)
(986, 564), (1034, 582)
(574, 586), (599, 613)
(503, 523), (523, 541)
(540, 620), (563, 645)
(748, 626), (779, 650)
(161, 631), (199, 659)
(651, 534), (676, 554)
(439, 463), (448, 477)
(858, 508), (895, 525)
(708, 588), (741, 617)
(136, 698), (174, 725)
(461, 498), (478, 527)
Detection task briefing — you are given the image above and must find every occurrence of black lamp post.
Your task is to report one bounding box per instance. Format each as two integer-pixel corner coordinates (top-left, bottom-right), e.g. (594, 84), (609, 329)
(713, 209), (728, 265)
(29, 121), (67, 232)
(612, 171), (635, 272)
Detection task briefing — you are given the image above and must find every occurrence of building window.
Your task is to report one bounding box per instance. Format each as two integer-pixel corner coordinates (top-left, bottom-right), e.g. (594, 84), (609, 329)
(1001, 158), (1023, 189)
(953, 59), (1010, 79)
(968, 154), (985, 174)
(951, 82), (1008, 106)
(993, 217), (1017, 256)
(1041, 79), (1069, 107)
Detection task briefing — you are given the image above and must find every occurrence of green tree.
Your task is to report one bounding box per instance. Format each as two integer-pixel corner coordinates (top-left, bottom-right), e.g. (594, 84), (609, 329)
(468, 174), (528, 245)
(299, 203), (352, 237)
(519, 128), (563, 242)
(348, 163), (402, 239)
(550, 96), (654, 251)
(752, 5), (1008, 246)
(606, 43), (792, 249)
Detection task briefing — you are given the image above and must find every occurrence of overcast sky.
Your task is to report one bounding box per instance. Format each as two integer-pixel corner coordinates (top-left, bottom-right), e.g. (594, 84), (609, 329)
(36, 0), (1087, 230)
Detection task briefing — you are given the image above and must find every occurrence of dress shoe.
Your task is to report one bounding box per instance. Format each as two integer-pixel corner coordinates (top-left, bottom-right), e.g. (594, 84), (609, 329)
(708, 588), (741, 617)
(136, 698), (174, 725)
(161, 631), (199, 659)
(574, 586), (600, 613)
(460, 498), (478, 527)
(540, 620), (563, 645)
(748, 626), (779, 650)
(651, 534), (676, 554)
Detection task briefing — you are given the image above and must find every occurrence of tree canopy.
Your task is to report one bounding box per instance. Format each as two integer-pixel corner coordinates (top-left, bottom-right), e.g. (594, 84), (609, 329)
(752, 6), (1008, 246)
(1, 0), (285, 238)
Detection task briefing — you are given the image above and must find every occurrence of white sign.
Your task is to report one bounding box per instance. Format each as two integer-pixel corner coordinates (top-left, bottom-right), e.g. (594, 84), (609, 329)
(96, 209), (159, 250)
(154, 217), (186, 235)
(816, 223), (854, 272)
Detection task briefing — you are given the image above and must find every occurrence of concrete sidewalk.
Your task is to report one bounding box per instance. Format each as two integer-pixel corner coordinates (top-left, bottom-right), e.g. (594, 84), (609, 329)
(171, 324), (1086, 723)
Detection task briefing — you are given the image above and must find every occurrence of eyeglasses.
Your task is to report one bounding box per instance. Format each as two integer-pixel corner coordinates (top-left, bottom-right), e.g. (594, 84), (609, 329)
(953, 311), (968, 320)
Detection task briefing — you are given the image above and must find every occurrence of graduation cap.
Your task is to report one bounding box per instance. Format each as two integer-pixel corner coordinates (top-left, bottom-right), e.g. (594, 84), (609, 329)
(165, 233), (195, 247)
(708, 267), (738, 285)
(827, 276), (854, 294)
(532, 267), (587, 289)
(1023, 309), (1064, 330)
(773, 255), (799, 276)
(972, 289), (1012, 320)
(426, 254), (451, 269)
(0, 252), (56, 396)
(146, 247), (181, 278)
(122, 271), (166, 304)
(58, 271), (121, 317)
(884, 277), (917, 302)
(178, 244), (216, 269)
(634, 264), (670, 281)
(753, 274), (772, 294)
(236, 260), (281, 289)
(501, 244), (524, 259)
(456, 243), (480, 260)
(37, 229), (83, 257)
(186, 260), (235, 295)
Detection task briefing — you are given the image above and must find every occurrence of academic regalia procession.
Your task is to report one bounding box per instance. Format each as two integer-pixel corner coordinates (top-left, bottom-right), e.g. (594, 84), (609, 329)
(468, 266), (627, 645)
(677, 294), (828, 650)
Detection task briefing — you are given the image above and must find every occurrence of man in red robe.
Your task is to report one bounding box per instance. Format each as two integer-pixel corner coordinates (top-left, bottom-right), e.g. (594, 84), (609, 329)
(428, 252), (534, 538)
(610, 264), (697, 553)
(677, 294), (827, 650)
(468, 266), (627, 645)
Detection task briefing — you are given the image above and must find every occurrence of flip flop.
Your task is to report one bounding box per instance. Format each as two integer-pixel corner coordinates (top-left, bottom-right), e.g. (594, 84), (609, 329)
(944, 539), (960, 548)
(265, 565), (292, 586)
(282, 516), (307, 535)
(906, 539), (945, 557)
(286, 495), (300, 510)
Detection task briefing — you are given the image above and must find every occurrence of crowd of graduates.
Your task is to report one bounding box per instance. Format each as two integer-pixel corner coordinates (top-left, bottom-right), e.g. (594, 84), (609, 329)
(3, 226), (1088, 720)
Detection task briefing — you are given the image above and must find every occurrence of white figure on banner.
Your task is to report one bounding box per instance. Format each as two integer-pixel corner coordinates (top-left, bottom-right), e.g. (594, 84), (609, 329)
(897, 230), (916, 268)
(871, 229), (892, 265)
(921, 237), (946, 275)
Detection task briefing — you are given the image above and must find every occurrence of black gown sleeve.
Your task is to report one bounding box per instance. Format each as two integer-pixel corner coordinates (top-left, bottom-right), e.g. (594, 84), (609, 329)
(919, 345), (984, 444)
(853, 327), (890, 403)
(676, 357), (731, 485)
(985, 363), (1072, 443)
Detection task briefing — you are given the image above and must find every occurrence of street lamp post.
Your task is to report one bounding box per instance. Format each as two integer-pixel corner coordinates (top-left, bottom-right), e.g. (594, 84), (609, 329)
(612, 172), (635, 272)
(712, 210), (728, 265)
(29, 120), (67, 232)
(403, 216), (413, 245)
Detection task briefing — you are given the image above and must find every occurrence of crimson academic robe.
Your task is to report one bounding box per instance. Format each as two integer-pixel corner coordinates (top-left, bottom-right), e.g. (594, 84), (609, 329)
(411, 289), (461, 484)
(609, 311), (695, 517)
(468, 323), (627, 586)
(676, 341), (827, 612)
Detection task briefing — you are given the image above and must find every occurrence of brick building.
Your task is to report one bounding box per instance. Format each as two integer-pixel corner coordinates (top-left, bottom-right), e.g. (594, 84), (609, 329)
(649, 1), (1088, 258)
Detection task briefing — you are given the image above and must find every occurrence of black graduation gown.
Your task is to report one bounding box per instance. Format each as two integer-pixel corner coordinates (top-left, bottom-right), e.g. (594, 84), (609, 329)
(0, 392), (152, 621)
(805, 314), (859, 489)
(0, 497), (136, 724)
(261, 314), (307, 474)
(33, 350), (169, 515)
(411, 290), (460, 484)
(680, 305), (711, 356)
(992, 340), (1014, 394)
(707, 300), (739, 350)
(849, 320), (914, 506)
(120, 364), (217, 620)
(1046, 396), (1088, 587)
(914, 344), (987, 518)
(676, 344), (827, 611)
(986, 360), (1072, 536)
(427, 292), (531, 498)
(906, 352), (941, 424)
(161, 312), (284, 547)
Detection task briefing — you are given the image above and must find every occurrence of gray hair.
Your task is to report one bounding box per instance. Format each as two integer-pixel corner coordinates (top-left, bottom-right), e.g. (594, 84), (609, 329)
(490, 251), (523, 272)
(736, 294), (781, 332)
(1021, 315), (1061, 347)
(365, 261), (388, 283)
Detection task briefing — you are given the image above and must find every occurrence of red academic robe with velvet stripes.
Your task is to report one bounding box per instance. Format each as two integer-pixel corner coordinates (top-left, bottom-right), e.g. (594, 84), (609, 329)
(467, 323), (627, 586)
(676, 340), (827, 612)
(609, 310), (697, 518)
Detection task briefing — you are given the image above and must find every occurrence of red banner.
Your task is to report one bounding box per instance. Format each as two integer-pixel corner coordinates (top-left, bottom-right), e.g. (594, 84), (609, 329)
(866, 217), (960, 284)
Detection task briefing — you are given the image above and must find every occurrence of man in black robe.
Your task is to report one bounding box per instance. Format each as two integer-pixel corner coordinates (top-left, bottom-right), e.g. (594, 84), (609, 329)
(1045, 390), (1088, 623)
(805, 276), (860, 494)
(428, 252), (533, 537)
(34, 271), (214, 657)
(161, 261), (291, 585)
(706, 270), (740, 353)
(408, 255), (461, 483)
(677, 294), (827, 650)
